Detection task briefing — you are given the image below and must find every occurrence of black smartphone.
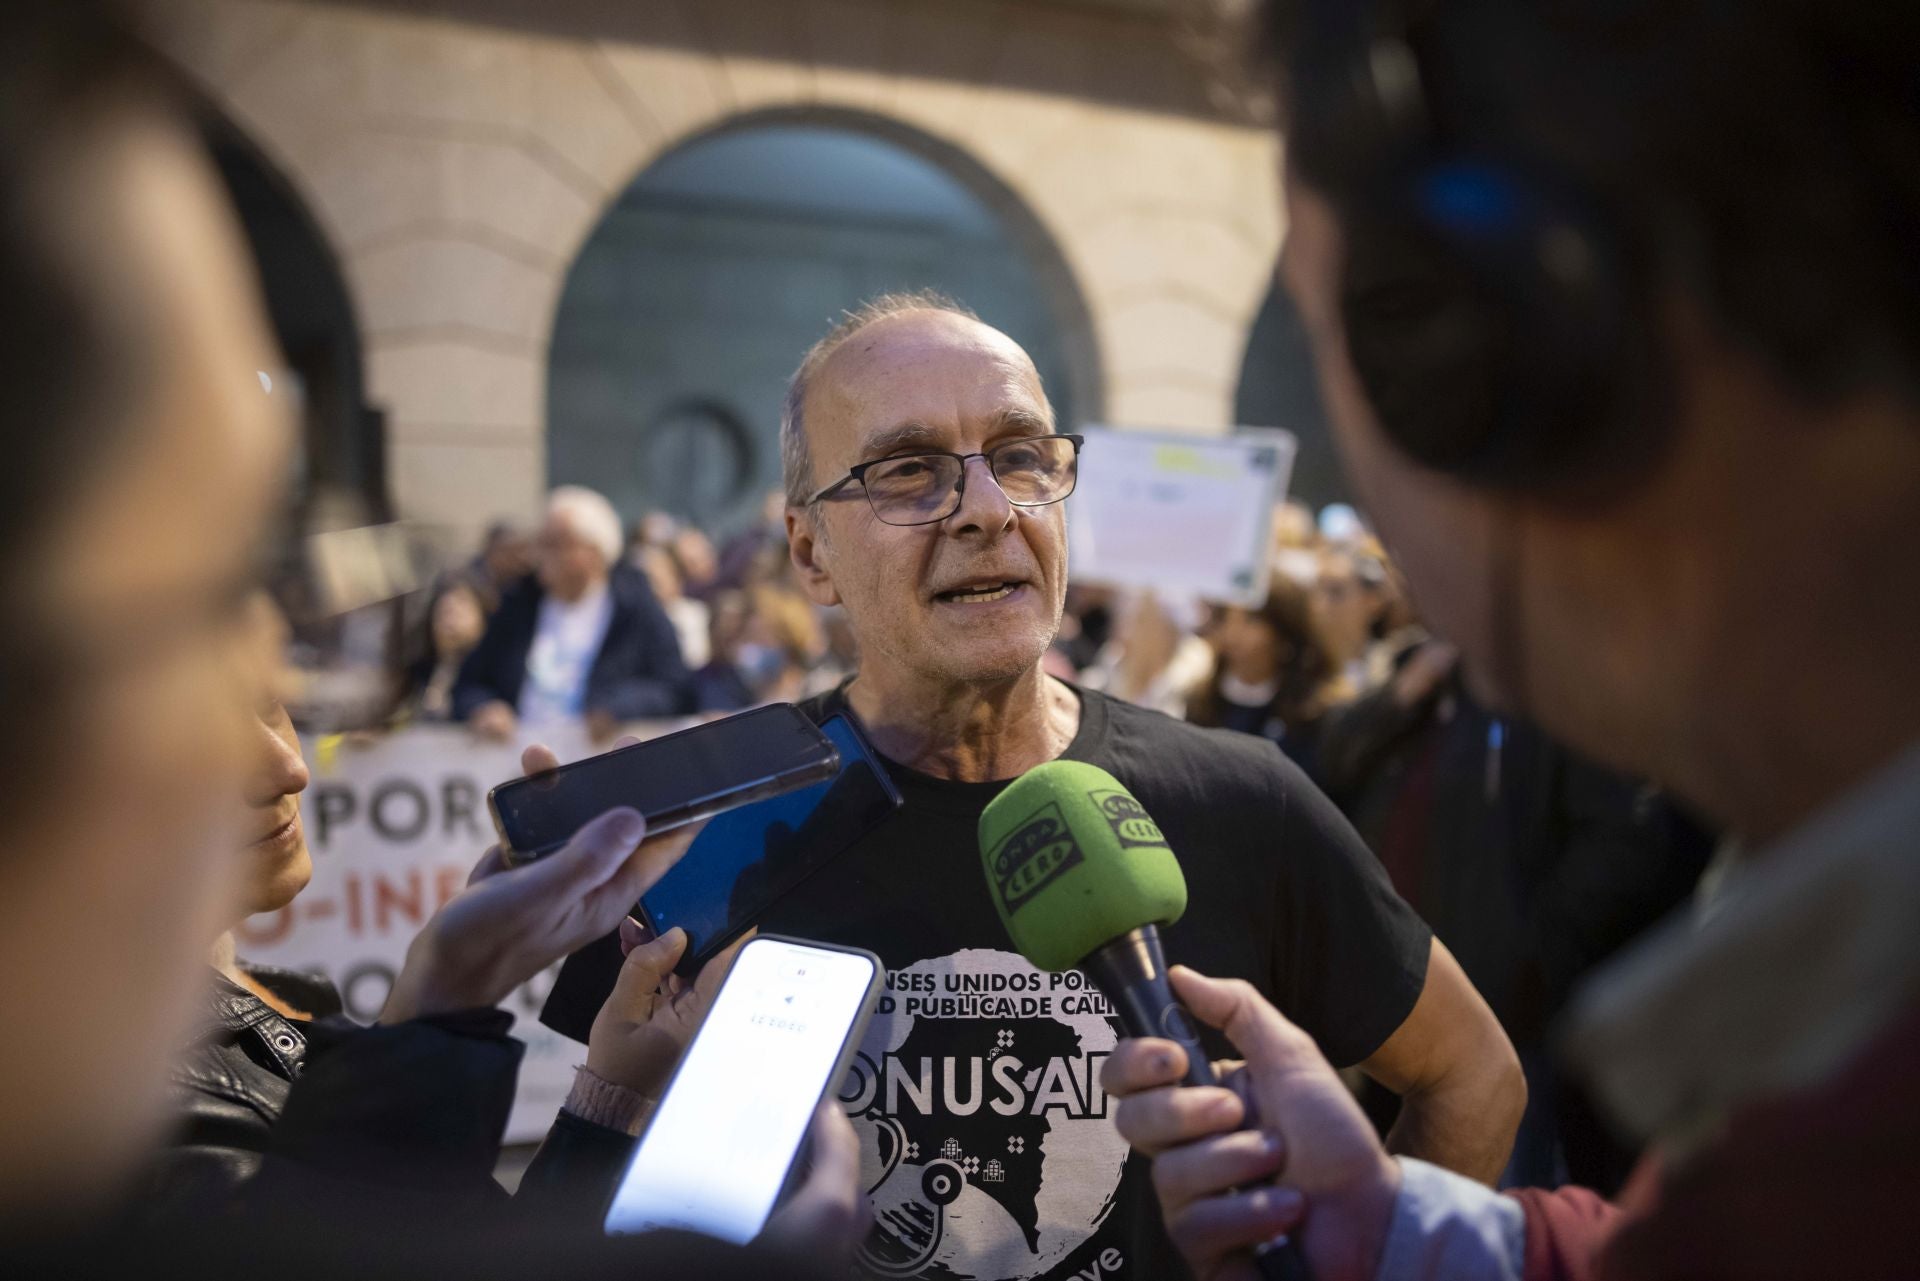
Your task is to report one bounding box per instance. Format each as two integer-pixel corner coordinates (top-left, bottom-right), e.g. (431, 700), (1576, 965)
(602, 936), (882, 1243)
(638, 712), (903, 977)
(486, 703), (838, 863)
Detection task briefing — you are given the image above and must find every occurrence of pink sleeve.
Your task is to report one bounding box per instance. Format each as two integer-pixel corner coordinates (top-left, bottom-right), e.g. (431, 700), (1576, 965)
(1507, 1186), (1619, 1281)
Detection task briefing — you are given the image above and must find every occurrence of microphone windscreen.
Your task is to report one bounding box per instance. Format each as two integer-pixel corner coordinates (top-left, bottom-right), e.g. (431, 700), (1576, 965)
(978, 760), (1186, 972)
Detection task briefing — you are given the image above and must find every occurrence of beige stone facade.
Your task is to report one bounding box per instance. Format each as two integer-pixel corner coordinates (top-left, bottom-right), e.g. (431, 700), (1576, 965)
(142, 0), (1284, 540)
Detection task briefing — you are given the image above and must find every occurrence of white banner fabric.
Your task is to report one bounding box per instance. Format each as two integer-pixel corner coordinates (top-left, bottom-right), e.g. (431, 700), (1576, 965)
(234, 722), (683, 1144)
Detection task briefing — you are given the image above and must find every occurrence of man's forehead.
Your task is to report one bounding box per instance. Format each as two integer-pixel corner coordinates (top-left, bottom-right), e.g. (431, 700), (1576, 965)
(808, 311), (1048, 451)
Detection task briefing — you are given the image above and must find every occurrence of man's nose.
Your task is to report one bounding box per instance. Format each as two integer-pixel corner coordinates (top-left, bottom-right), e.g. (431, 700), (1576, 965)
(944, 454), (1015, 534)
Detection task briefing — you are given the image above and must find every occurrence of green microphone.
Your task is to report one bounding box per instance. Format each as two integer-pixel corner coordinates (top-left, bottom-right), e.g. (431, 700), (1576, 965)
(978, 759), (1206, 1079)
(979, 761), (1313, 1281)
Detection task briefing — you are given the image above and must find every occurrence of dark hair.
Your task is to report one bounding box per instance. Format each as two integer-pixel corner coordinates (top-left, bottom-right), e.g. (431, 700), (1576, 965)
(1263, 0), (1920, 414)
(0, 6), (172, 776)
(1189, 573), (1340, 731)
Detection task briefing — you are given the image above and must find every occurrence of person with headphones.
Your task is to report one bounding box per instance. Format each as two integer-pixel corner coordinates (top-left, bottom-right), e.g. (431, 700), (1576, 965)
(1103, 1), (1920, 1278)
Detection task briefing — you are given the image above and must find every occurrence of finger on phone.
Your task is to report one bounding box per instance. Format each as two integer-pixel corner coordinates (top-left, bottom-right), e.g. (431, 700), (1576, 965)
(618, 915), (654, 955)
(1112, 1086), (1246, 1157)
(465, 844), (510, 887)
(530, 807), (647, 895)
(601, 815), (707, 907)
(608, 927), (687, 1006)
(520, 743), (561, 776)
(689, 930), (755, 1005)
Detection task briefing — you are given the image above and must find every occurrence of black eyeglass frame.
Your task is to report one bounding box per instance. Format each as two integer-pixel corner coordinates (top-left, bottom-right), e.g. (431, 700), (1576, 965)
(804, 432), (1086, 527)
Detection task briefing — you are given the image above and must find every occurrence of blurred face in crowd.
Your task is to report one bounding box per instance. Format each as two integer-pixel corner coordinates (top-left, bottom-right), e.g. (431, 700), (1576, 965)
(1310, 551), (1373, 664)
(482, 527), (533, 585)
(637, 545), (684, 606)
(673, 527), (718, 589)
(0, 105), (289, 1205)
(536, 509), (608, 603)
(431, 582), (485, 659)
(239, 698), (312, 918)
(1216, 607), (1284, 682)
(790, 311), (1068, 692)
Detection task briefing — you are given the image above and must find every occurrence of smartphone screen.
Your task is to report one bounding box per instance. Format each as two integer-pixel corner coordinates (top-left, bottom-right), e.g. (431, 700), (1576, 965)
(489, 704), (836, 861)
(603, 937), (880, 1244)
(639, 714), (902, 974)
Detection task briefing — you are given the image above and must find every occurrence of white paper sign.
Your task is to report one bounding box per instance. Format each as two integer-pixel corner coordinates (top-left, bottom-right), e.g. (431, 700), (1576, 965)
(1067, 426), (1296, 607)
(233, 722), (683, 1143)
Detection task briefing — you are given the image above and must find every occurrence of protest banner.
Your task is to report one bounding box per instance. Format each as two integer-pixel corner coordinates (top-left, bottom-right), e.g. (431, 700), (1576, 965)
(1068, 426), (1297, 606)
(234, 722), (681, 1143)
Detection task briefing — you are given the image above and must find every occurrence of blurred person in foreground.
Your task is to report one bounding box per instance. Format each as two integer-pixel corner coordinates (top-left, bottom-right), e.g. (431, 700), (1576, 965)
(670, 289), (1519, 1278)
(455, 484), (691, 742)
(1104, 1), (1920, 1277)
(0, 7), (852, 1273)
(1186, 572), (1350, 781)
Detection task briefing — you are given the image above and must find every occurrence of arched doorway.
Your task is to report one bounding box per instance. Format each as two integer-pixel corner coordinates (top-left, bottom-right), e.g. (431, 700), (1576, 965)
(1235, 278), (1346, 512)
(198, 110), (384, 522)
(547, 111), (1099, 535)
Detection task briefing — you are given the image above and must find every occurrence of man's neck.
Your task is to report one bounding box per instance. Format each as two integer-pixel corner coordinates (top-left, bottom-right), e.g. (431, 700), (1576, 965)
(847, 663), (1079, 783)
(549, 574), (609, 607)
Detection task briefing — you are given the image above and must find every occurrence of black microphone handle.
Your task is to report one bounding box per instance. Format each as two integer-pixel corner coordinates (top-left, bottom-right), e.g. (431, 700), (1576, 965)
(1081, 926), (1314, 1281)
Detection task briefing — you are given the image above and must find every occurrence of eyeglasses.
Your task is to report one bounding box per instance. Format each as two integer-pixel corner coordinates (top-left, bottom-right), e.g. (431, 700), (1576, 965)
(806, 433), (1085, 527)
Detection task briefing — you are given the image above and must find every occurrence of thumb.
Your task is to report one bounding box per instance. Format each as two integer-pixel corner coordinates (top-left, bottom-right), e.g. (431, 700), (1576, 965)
(607, 927), (688, 1011)
(520, 742), (561, 777)
(525, 806), (647, 894)
(1170, 965), (1323, 1077)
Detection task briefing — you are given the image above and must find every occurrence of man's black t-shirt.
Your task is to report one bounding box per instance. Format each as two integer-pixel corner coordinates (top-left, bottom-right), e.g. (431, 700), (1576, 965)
(545, 684), (1429, 1281)
(773, 686), (1427, 1281)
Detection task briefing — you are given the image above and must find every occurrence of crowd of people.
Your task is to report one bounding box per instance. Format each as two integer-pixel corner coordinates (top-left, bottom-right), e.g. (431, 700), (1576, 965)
(4, 0), (1916, 1279)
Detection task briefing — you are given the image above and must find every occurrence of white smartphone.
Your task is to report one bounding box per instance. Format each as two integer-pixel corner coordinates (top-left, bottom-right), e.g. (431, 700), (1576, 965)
(602, 935), (882, 1244)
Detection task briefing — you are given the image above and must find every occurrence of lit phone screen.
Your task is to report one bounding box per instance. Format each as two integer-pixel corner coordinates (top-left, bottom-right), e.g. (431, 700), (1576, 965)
(603, 938), (875, 1244)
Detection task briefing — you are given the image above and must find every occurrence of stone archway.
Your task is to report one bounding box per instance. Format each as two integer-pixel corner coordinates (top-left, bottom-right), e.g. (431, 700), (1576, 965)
(545, 106), (1103, 533)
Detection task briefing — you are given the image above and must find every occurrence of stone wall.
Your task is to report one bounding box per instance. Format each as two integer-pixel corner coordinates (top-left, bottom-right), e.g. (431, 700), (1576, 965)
(142, 0), (1286, 541)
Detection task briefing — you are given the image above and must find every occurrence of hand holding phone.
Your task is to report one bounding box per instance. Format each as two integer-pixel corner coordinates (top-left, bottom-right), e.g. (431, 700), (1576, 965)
(603, 936), (881, 1245)
(583, 919), (745, 1102)
(489, 704), (839, 863)
(379, 746), (705, 1024)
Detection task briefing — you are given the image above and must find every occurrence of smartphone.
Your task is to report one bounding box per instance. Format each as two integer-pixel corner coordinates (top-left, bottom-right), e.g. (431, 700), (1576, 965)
(487, 704), (837, 863)
(637, 712), (903, 977)
(602, 935), (882, 1244)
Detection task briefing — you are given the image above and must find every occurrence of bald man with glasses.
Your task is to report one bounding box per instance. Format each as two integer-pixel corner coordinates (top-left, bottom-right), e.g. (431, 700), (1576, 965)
(673, 292), (1514, 1281)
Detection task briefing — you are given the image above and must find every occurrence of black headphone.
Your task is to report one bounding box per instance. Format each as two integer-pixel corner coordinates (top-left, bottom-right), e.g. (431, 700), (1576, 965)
(1292, 1), (1663, 493)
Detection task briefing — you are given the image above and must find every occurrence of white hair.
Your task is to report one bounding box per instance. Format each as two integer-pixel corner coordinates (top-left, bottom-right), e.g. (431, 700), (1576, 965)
(546, 485), (623, 567)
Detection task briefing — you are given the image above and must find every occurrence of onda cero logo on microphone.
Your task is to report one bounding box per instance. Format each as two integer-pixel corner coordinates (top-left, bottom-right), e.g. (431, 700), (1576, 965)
(989, 801), (1085, 912)
(1090, 789), (1168, 850)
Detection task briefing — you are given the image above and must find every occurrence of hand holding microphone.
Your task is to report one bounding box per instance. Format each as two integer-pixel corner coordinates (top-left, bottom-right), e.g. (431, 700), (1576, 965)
(976, 762), (1315, 1281)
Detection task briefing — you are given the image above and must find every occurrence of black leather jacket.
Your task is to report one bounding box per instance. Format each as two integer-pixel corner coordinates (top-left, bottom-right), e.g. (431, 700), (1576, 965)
(150, 965), (337, 1217)
(146, 963), (636, 1227)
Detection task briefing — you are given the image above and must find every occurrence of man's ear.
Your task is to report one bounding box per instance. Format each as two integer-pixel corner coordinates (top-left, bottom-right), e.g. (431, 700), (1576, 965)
(786, 506), (842, 607)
